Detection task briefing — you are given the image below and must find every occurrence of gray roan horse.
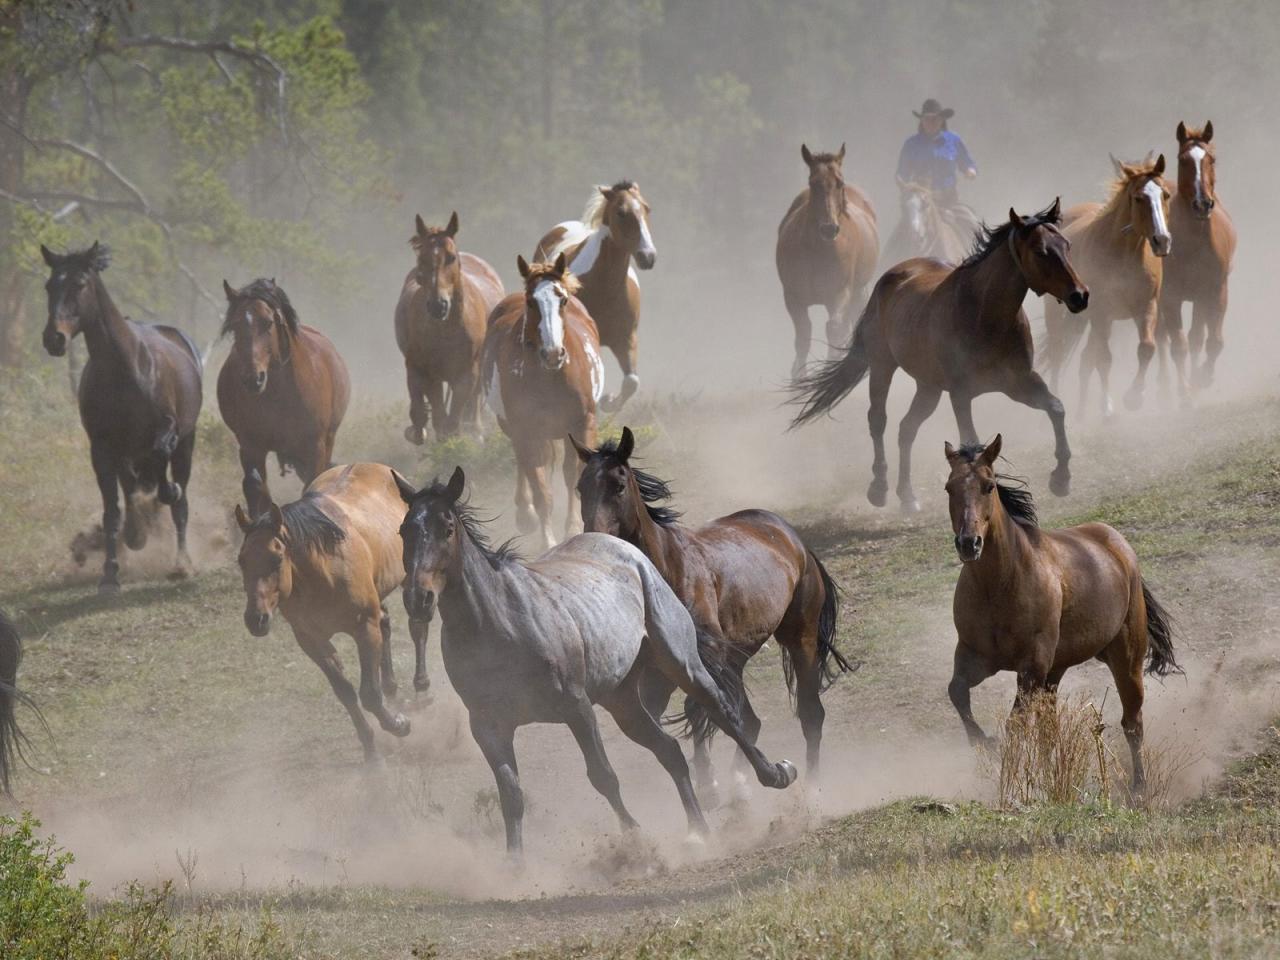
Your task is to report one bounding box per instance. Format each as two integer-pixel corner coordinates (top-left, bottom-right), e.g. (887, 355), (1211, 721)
(396, 467), (798, 855)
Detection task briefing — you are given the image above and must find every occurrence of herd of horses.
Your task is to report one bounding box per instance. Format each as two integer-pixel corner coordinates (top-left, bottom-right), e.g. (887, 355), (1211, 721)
(0, 119), (1227, 855)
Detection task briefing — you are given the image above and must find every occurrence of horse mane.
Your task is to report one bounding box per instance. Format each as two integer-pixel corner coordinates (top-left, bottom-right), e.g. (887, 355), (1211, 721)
(410, 225), (451, 253)
(805, 152), (843, 166)
(952, 443), (1039, 529)
(1099, 157), (1166, 217)
(580, 180), (637, 228)
(415, 478), (520, 569)
(1180, 126), (1211, 146)
(522, 261), (582, 297)
(958, 201), (1062, 270)
(252, 496), (347, 553)
(61, 244), (111, 273)
(598, 438), (682, 526)
(221, 279), (300, 338)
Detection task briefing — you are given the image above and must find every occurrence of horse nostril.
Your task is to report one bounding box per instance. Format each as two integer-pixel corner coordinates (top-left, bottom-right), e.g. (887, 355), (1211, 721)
(1068, 290), (1088, 313)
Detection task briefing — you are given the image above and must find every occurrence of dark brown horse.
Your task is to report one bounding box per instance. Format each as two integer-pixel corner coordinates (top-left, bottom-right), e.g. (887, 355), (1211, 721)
(776, 144), (879, 377)
(791, 202), (1088, 511)
(943, 436), (1180, 791)
(533, 181), (654, 410)
(0, 609), (43, 795)
(218, 279), (350, 516)
(483, 254), (604, 552)
(397, 212), (505, 443)
(572, 427), (852, 793)
(41, 243), (203, 591)
(1158, 122), (1236, 402)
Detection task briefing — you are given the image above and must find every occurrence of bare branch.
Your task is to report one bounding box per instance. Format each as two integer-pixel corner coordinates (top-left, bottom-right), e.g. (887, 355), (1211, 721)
(27, 137), (151, 214)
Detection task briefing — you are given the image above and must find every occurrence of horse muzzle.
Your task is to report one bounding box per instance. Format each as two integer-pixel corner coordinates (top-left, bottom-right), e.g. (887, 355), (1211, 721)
(1192, 198), (1214, 220)
(403, 587), (435, 623)
(244, 371), (268, 394)
(540, 347), (568, 371)
(428, 297), (451, 320)
(1066, 289), (1089, 314)
(1149, 235), (1172, 257)
(244, 609), (273, 637)
(43, 329), (67, 357)
(818, 222), (840, 240)
(954, 534), (984, 563)
(633, 249), (656, 270)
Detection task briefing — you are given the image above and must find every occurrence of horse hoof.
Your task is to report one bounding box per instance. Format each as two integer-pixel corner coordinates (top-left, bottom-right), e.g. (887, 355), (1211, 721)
(388, 714), (411, 737)
(98, 579), (121, 595)
(600, 394), (622, 413)
(867, 479), (888, 508)
(1049, 468), (1071, 498)
(899, 498), (922, 515)
(683, 830), (708, 848)
(773, 760), (798, 788)
(696, 779), (721, 809)
(404, 425), (426, 446)
(414, 674), (432, 695)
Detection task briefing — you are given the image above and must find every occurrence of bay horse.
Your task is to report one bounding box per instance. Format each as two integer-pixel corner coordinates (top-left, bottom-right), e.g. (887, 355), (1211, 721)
(1, 609), (43, 795)
(40, 243), (203, 592)
(234, 463), (430, 759)
(483, 253), (603, 552)
(533, 181), (654, 410)
(1041, 155), (1172, 416)
(883, 178), (972, 267)
(943, 435), (1180, 792)
(395, 466), (797, 855)
(572, 427), (852, 793)
(218, 278), (351, 517)
(791, 201), (1089, 511)
(1158, 122), (1236, 402)
(776, 144), (879, 377)
(396, 212), (505, 443)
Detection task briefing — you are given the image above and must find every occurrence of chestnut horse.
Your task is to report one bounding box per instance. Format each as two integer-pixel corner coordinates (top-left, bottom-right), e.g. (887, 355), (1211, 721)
(791, 202), (1088, 511)
(396, 212), (504, 442)
(40, 243), (203, 592)
(483, 254), (603, 552)
(776, 144), (879, 377)
(943, 436), (1180, 791)
(235, 463), (429, 758)
(883, 178), (972, 267)
(1041, 155), (1172, 416)
(218, 278), (350, 516)
(1158, 122), (1236, 402)
(573, 427), (852, 792)
(533, 181), (654, 410)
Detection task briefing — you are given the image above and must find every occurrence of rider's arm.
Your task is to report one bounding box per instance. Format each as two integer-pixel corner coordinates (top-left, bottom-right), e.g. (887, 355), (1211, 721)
(896, 138), (916, 182)
(955, 134), (977, 178)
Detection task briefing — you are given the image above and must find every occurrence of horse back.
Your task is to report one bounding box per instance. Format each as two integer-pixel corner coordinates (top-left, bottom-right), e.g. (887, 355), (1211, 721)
(460, 252), (505, 313)
(297, 324), (351, 425)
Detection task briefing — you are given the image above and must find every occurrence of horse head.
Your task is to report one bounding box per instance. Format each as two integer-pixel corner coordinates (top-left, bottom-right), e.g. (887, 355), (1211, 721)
(517, 252), (580, 372)
(596, 181), (655, 270)
(1176, 121), (1217, 220)
(1005, 199), (1089, 314)
(40, 242), (109, 357)
(571, 426), (642, 539)
(411, 211), (462, 320)
(222, 278), (299, 394)
(234, 492), (293, 637)
(895, 177), (934, 248)
(944, 435), (1004, 563)
(802, 143), (848, 240)
(1111, 152), (1172, 256)
(395, 465), (467, 623)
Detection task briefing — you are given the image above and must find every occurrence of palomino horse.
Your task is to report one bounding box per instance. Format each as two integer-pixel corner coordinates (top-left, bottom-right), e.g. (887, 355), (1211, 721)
(1041, 155), (1172, 416)
(218, 278), (350, 516)
(882, 178), (973, 267)
(396, 467), (797, 855)
(791, 202), (1088, 511)
(41, 243), (203, 591)
(396, 212), (504, 442)
(533, 181), (654, 410)
(776, 144), (879, 377)
(1158, 122), (1236, 402)
(483, 254), (604, 552)
(0, 609), (43, 795)
(573, 427), (852, 792)
(235, 463), (430, 758)
(943, 436), (1180, 791)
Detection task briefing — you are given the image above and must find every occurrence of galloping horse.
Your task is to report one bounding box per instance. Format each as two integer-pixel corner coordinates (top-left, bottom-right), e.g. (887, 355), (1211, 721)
(483, 254), (603, 552)
(218, 278), (350, 516)
(791, 202), (1088, 511)
(235, 463), (429, 758)
(573, 427), (852, 791)
(533, 181), (654, 410)
(396, 213), (504, 442)
(776, 144), (879, 377)
(1041, 155), (1172, 416)
(41, 243), (203, 591)
(396, 467), (797, 855)
(943, 436), (1180, 791)
(1158, 122), (1236, 402)
(882, 178), (972, 267)
(0, 609), (42, 795)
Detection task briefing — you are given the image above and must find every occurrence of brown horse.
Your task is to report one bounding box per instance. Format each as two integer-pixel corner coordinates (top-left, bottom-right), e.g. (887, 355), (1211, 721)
(0, 609), (43, 795)
(533, 181), (654, 410)
(883, 178), (973, 267)
(776, 144), (879, 377)
(572, 427), (852, 792)
(41, 243), (203, 592)
(1042, 155), (1172, 416)
(1158, 122), (1236, 402)
(483, 254), (603, 552)
(943, 435), (1180, 791)
(235, 463), (430, 758)
(791, 201), (1088, 511)
(218, 278), (350, 517)
(397, 212), (505, 443)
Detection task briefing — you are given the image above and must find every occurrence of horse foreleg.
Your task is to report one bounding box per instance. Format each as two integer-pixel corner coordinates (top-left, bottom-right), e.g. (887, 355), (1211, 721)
(895, 384), (942, 514)
(294, 628), (376, 761)
(1082, 319), (1113, 418)
(561, 437), (584, 541)
(240, 447), (271, 516)
(424, 375), (448, 441)
(1007, 371), (1071, 497)
(469, 716), (524, 855)
(601, 332), (640, 412)
(409, 617), (431, 696)
(786, 294), (812, 380)
(403, 364), (429, 445)
(1123, 301), (1159, 411)
(1194, 291), (1227, 389)
(866, 364), (895, 507)
(1161, 294), (1192, 408)
(378, 605), (397, 699)
(825, 291), (855, 362)
(948, 643), (997, 747)
(89, 441), (122, 593)
(354, 614), (410, 738)
(949, 392), (979, 446)
(451, 367), (481, 438)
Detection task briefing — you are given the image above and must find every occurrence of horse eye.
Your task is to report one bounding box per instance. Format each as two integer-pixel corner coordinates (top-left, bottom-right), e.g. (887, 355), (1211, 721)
(981, 482), (996, 495)
(445, 253), (457, 264)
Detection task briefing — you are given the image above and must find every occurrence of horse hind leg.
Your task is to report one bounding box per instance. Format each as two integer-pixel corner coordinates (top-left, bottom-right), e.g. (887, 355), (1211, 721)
(1102, 635), (1147, 795)
(1006, 370), (1072, 497)
(866, 362), (896, 507)
(565, 692), (639, 832)
(895, 384), (943, 513)
(378, 606), (398, 699)
(167, 433), (195, 577)
(1123, 303), (1159, 411)
(295, 629), (377, 761)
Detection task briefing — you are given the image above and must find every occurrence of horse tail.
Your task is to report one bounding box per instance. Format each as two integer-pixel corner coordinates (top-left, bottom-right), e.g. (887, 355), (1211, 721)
(0, 610), (43, 795)
(675, 628), (744, 748)
(788, 297), (874, 427)
(1141, 580), (1182, 678)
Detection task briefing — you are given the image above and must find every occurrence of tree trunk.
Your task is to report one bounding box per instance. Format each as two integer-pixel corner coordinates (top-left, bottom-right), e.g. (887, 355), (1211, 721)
(0, 5), (30, 369)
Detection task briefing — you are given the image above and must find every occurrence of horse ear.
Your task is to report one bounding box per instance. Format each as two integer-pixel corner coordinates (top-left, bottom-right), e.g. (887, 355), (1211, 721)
(1109, 153), (1125, 178)
(1008, 207), (1021, 225)
(414, 213), (428, 236)
(86, 241), (100, 264)
(616, 426), (636, 463)
(1048, 196), (1061, 221)
(516, 254), (530, 279)
(981, 434), (1003, 466)
(39, 244), (60, 268)
(222, 279), (236, 302)
(445, 465), (466, 503)
(568, 434), (594, 463)
(393, 471), (418, 505)
(445, 211), (459, 237)
(553, 251), (568, 276)
(268, 503), (285, 533)
(1202, 120), (1213, 143)
(800, 143), (813, 166)
(836, 142), (846, 164)
(234, 504), (252, 532)
(1176, 121), (1188, 144)
(944, 441), (959, 461)
(1153, 153), (1166, 176)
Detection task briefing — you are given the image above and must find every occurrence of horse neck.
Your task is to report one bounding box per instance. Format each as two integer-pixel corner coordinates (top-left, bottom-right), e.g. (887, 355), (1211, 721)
(623, 491), (683, 579)
(580, 227), (631, 291)
(440, 531), (511, 632)
(965, 240), (1028, 324)
(1091, 193), (1147, 252)
(81, 275), (143, 370)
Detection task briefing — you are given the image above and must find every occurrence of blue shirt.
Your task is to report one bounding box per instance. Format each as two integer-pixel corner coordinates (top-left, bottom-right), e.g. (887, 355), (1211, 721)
(896, 130), (976, 193)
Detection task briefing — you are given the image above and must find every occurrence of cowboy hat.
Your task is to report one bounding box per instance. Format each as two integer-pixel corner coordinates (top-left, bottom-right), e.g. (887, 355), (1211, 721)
(913, 98), (955, 119)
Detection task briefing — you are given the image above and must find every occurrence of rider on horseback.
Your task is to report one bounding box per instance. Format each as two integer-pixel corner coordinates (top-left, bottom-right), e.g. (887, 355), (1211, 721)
(896, 98), (980, 237)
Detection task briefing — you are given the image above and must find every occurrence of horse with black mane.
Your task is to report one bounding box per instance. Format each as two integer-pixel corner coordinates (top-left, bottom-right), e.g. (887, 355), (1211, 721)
(0, 609), (44, 795)
(41, 243), (203, 591)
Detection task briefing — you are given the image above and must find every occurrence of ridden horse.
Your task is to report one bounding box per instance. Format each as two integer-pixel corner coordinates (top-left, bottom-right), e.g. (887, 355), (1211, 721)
(573, 427), (852, 792)
(776, 144), (879, 378)
(483, 254), (603, 552)
(1041, 155), (1172, 416)
(883, 178), (972, 267)
(40, 243), (203, 592)
(218, 278), (351, 517)
(533, 181), (654, 410)
(0, 609), (43, 795)
(234, 463), (430, 758)
(395, 467), (797, 855)
(396, 212), (505, 442)
(1158, 122), (1236, 402)
(791, 201), (1088, 511)
(943, 436), (1180, 791)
